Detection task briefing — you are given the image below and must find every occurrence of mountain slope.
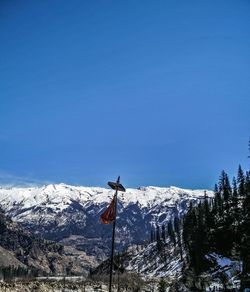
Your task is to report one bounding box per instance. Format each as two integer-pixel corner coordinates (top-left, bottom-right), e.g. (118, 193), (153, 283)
(0, 208), (96, 276)
(0, 184), (213, 262)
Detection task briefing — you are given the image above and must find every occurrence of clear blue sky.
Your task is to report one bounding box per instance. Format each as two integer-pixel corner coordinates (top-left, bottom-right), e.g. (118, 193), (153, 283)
(0, 0), (249, 188)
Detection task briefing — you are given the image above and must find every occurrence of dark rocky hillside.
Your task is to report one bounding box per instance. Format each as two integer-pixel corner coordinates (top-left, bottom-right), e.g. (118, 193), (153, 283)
(0, 208), (96, 277)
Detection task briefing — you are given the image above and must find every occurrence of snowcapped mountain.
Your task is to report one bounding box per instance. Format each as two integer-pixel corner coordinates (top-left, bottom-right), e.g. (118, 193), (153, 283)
(0, 184), (213, 262)
(0, 183), (212, 210)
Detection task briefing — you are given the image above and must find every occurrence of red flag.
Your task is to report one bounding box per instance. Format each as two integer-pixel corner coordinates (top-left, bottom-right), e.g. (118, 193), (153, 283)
(100, 196), (116, 224)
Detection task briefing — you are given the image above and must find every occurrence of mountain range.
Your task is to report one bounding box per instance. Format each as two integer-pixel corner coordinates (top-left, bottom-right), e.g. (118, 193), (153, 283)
(0, 183), (213, 266)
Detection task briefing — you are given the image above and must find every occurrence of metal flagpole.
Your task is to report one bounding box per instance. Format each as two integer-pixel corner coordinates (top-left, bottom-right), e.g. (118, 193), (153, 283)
(107, 176), (126, 292)
(109, 187), (117, 292)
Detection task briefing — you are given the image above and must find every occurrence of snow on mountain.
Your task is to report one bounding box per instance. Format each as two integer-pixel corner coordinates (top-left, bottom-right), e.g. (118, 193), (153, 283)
(205, 253), (242, 290)
(0, 183), (212, 213)
(125, 240), (183, 279)
(0, 183), (213, 261)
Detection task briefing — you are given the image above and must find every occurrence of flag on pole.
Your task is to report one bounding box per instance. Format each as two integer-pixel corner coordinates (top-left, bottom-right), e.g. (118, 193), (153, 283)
(100, 196), (116, 224)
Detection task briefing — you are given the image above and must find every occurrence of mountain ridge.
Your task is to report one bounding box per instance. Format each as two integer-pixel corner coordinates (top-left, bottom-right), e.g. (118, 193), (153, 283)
(0, 183), (214, 264)
(0, 183), (213, 207)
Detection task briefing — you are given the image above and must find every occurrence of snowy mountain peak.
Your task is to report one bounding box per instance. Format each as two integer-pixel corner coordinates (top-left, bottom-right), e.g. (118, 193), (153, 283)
(0, 183), (213, 211)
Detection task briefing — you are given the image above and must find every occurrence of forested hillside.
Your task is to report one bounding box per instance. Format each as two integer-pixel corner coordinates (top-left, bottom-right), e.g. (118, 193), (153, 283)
(104, 165), (250, 291)
(183, 166), (250, 290)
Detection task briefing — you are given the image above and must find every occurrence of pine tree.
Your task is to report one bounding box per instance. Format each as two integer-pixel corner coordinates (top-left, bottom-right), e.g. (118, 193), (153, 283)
(167, 220), (176, 245)
(240, 169), (250, 290)
(150, 225), (155, 243)
(174, 216), (183, 260)
(158, 278), (167, 292)
(156, 224), (161, 242)
(155, 224), (164, 252)
(218, 170), (232, 212)
(231, 177), (240, 222)
(183, 203), (200, 272)
(213, 183), (223, 218)
(203, 191), (211, 226)
(161, 225), (166, 243)
(237, 165), (245, 198)
(241, 143), (250, 288)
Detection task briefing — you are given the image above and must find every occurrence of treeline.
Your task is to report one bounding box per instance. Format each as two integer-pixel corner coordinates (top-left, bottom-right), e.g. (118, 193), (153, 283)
(150, 218), (180, 244)
(183, 165), (250, 290)
(0, 266), (38, 281)
(150, 217), (183, 259)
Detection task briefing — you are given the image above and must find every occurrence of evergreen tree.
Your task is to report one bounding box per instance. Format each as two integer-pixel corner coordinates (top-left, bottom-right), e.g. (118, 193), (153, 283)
(203, 191), (212, 227)
(232, 177), (238, 204)
(156, 224), (161, 242)
(231, 177), (240, 222)
(156, 224), (164, 252)
(174, 216), (183, 260)
(158, 278), (167, 292)
(213, 183), (223, 218)
(167, 220), (176, 245)
(150, 225), (155, 243)
(161, 225), (166, 243)
(240, 169), (250, 290)
(237, 165), (245, 198)
(218, 170), (232, 212)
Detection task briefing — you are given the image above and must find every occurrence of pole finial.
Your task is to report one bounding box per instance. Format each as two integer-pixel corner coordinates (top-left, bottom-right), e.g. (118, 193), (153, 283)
(108, 177), (126, 192)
